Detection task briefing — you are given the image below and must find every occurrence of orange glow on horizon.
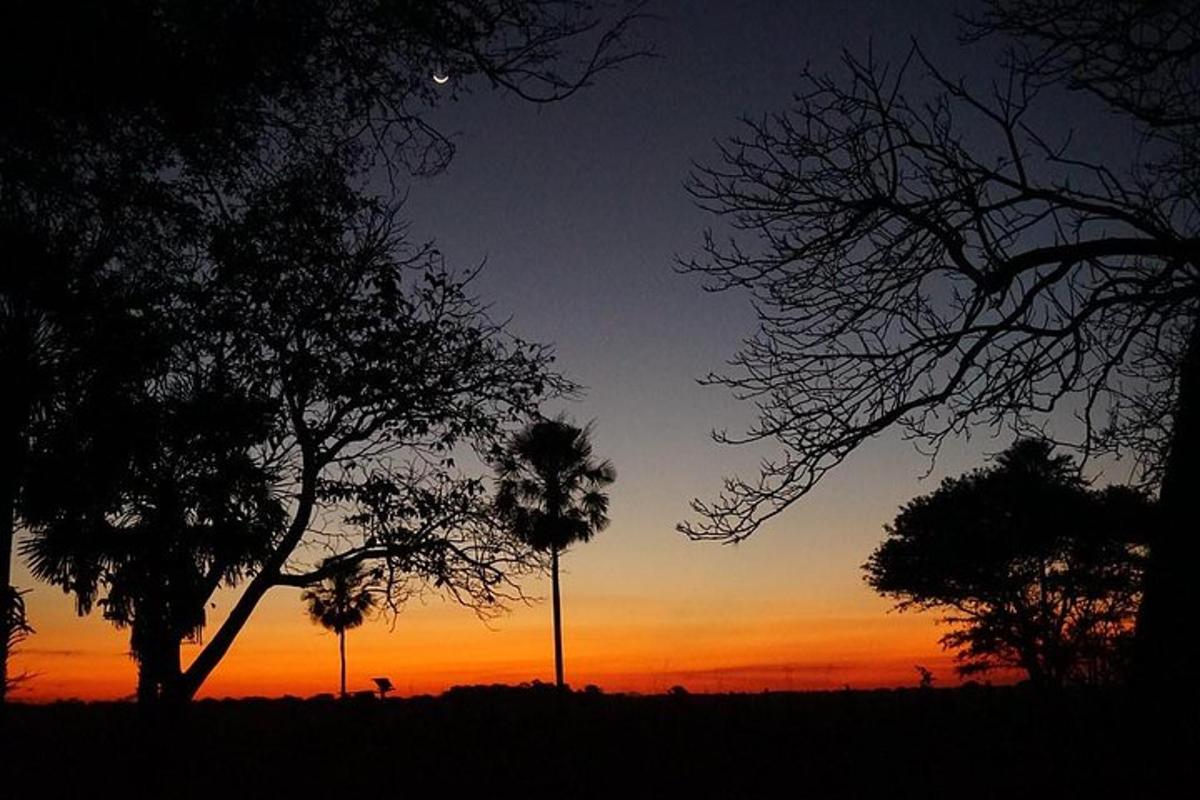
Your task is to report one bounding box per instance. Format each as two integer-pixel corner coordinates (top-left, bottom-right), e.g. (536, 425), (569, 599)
(10, 445), (1027, 706)
(10, 587), (1015, 703)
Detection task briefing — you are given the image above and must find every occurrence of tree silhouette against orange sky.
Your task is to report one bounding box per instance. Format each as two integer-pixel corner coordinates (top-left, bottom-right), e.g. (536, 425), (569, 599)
(495, 417), (615, 689)
(303, 563), (380, 698)
(866, 440), (1149, 686)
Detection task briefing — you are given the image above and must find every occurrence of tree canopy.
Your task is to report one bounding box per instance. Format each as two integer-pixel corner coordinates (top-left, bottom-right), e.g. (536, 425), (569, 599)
(303, 564), (380, 637)
(865, 440), (1149, 686)
(494, 418), (616, 554)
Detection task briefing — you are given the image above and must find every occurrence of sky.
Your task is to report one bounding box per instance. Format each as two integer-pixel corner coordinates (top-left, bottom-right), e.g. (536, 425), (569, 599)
(12, 0), (1106, 701)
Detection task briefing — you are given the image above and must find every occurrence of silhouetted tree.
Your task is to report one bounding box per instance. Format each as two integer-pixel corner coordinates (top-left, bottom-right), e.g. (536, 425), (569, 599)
(865, 440), (1149, 687)
(18, 158), (564, 703)
(962, 0), (1200, 693)
(678, 0), (1198, 685)
(0, 216), (166, 702)
(20, 357), (283, 703)
(494, 417), (615, 688)
(302, 563), (380, 698)
(0, 0), (647, 701)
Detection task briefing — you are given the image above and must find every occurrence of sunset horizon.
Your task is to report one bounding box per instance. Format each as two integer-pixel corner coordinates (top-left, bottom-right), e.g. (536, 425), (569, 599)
(14, 591), (989, 702)
(3, 1), (1194, 795)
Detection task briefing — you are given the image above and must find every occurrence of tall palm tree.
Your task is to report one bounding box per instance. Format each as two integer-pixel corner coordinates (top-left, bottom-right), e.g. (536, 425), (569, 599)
(494, 416), (615, 689)
(301, 563), (379, 698)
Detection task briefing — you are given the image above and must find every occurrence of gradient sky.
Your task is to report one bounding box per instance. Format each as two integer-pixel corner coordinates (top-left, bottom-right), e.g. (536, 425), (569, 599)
(14, 0), (1116, 700)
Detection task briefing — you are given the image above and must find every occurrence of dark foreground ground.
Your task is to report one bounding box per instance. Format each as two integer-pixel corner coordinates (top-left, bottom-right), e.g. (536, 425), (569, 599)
(3, 684), (1196, 799)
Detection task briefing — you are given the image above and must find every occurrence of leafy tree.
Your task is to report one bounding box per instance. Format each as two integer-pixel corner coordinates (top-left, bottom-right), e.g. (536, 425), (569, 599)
(494, 417), (615, 689)
(678, 0), (1198, 684)
(302, 563), (381, 698)
(865, 440), (1149, 686)
(18, 158), (562, 703)
(0, 205), (170, 701)
(20, 354), (284, 703)
(0, 0), (647, 701)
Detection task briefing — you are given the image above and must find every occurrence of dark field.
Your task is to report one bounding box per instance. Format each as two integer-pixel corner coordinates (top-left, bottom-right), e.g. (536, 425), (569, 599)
(4, 685), (1195, 799)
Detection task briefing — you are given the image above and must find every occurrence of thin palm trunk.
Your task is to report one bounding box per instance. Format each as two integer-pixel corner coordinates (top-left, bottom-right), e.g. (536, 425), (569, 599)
(552, 545), (564, 689)
(339, 628), (347, 698)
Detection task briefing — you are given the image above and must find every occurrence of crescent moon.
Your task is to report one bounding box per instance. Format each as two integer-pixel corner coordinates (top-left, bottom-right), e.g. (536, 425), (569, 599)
(432, 73), (450, 85)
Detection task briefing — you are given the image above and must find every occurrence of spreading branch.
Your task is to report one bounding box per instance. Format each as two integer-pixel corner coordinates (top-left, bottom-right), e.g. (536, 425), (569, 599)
(679, 44), (1199, 541)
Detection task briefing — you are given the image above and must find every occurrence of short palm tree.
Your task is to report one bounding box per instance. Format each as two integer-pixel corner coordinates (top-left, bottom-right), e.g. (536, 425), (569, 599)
(494, 416), (615, 689)
(301, 563), (379, 698)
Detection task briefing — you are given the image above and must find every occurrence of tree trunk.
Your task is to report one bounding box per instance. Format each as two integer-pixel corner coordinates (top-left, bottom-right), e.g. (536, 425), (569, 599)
(1135, 318), (1200, 688)
(136, 653), (158, 705)
(551, 545), (564, 689)
(1017, 633), (1046, 689)
(339, 628), (347, 699)
(176, 463), (319, 700)
(133, 617), (186, 708)
(160, 635), (184, 707)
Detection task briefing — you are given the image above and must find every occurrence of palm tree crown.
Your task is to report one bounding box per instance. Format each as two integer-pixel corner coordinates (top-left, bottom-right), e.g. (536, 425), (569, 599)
(494, 417), (616, 553)
(301, 564), (379, 635)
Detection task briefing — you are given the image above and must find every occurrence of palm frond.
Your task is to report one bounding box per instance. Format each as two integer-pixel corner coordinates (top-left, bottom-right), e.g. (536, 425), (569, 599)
(301, 561), (381, 633)
(492, 416), (614, 552)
